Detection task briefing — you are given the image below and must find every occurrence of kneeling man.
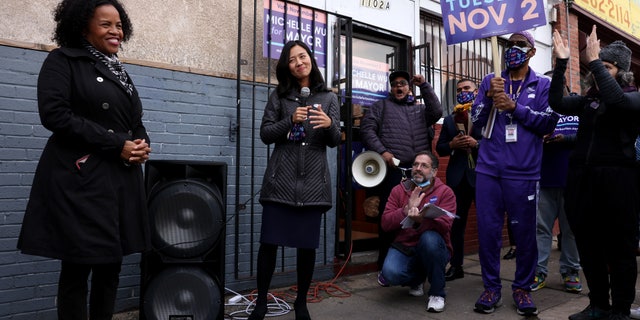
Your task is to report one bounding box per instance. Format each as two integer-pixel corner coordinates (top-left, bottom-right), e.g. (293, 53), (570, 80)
(379, 150), (456, 313)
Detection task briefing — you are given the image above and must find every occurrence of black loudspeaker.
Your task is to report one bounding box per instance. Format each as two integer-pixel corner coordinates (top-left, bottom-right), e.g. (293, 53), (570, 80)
(140, 160), (226, 320)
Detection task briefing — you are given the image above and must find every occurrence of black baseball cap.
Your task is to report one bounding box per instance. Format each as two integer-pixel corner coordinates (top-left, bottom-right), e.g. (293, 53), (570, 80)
(389, 70), (410, 83)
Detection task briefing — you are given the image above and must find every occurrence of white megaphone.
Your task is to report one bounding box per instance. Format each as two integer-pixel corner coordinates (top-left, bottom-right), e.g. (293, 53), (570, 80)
(352, 151), (400, 188)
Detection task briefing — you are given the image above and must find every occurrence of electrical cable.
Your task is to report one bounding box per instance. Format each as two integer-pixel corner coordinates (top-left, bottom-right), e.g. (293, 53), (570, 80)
(223, 241), (355, 319)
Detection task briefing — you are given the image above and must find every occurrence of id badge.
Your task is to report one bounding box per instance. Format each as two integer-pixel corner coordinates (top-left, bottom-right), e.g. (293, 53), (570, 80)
(505, 124), (517, 143)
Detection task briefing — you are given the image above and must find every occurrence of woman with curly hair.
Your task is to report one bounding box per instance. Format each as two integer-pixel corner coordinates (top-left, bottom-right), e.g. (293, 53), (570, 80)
(17, 0), (150, 319)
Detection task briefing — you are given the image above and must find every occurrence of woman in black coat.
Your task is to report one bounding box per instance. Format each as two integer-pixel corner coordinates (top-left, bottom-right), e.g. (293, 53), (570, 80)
(17, 0), (151, 319)
(550, 26), (640, 320)
(249, 40), (341, 320)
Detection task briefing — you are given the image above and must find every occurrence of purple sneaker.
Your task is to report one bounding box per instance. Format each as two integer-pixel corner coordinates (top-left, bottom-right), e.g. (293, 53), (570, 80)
(474, 289), (502, 314)
(513, 288), (538, 316)
(377, 271), (389, 287)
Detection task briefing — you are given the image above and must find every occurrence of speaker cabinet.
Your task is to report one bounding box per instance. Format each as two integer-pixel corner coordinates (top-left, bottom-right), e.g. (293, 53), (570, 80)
(140, 160), (226, 320)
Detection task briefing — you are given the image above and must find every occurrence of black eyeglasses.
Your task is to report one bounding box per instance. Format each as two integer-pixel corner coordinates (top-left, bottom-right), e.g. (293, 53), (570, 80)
(412, 163), (432, 170)
(506, 40), (530, 48)
(391, 79), (408, 87)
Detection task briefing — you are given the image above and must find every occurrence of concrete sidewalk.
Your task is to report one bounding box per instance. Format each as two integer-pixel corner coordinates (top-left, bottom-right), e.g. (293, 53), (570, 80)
(117, 246), (640, 319)
(223, 246), (640, 320)
(280, 248), (589, 320)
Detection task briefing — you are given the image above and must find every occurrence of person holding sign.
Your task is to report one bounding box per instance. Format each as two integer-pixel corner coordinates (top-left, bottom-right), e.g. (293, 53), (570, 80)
(471, 30), (559, 316)
(549, 26), (640, 320)
(379, 151), (455, 313)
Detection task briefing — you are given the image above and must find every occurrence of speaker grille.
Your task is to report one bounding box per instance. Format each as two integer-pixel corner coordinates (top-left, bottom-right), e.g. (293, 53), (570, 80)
(148, 179), (224, 259)
(143, 266), (222, 320)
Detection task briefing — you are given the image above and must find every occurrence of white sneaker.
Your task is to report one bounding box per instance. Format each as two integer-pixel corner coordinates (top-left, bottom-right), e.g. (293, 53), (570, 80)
(427, 295), (445, 313)
(408, 283), (424, 297)
(630, 307), (640, 319)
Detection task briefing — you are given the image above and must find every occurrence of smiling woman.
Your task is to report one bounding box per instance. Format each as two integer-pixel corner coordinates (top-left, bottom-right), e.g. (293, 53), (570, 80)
(16, 1), (150, 319)
(250, 40), (341, 320)
(84, 5), (123, 55)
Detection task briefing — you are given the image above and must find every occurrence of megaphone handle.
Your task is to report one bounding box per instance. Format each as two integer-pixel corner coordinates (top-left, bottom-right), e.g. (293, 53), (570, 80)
(398, 166), (411, 179)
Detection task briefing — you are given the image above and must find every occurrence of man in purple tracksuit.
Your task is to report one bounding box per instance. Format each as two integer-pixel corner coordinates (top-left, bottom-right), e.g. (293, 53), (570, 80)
(470, 30), (559, 317)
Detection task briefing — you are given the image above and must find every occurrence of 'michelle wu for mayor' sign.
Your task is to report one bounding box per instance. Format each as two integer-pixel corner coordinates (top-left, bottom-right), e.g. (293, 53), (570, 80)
(441, 0), (547, 45)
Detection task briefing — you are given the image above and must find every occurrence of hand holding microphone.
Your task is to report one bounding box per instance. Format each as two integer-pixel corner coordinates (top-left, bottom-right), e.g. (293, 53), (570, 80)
(292, 87), (311, 123)
(293, 86), (332, 128)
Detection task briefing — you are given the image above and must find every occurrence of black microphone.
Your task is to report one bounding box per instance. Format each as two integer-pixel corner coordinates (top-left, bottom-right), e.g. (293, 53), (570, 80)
(300, 87), (310, 107)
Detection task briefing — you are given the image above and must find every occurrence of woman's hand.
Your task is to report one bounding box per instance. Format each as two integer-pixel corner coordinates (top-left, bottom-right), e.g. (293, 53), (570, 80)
(121, 139), (151, 164)
(552, 29), (570, 59)
(585, 25), (600, 63)
(292, 106), (308, 124)
(308, 105), (332, 129)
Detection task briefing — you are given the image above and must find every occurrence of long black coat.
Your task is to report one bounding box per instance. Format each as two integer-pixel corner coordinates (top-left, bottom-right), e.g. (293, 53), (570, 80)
(17, 48), (150, 264)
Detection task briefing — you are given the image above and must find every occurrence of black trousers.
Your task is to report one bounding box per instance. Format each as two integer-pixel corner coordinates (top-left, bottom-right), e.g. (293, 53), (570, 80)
(57, 261), (122, 320)
(565, 165), (639, 315)
(449, 178), (475, 267)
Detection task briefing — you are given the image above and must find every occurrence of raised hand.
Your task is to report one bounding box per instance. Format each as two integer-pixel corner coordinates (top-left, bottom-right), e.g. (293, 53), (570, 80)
(585, 25), (600, 63)
(552, 29), (570, 59)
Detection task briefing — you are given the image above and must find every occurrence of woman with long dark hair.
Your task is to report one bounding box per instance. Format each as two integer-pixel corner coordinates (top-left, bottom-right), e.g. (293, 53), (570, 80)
(249, 40), (341, 320)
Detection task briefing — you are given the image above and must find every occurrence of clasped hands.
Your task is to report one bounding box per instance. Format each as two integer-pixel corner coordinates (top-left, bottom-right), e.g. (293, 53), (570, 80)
(121, 138), (151, 164)
(292, 105), (332, 129)
(450, 133), (478, 150)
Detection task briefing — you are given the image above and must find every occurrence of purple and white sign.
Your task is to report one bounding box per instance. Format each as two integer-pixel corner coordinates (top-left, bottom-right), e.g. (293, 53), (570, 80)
(263, 0), (328, 67)
(441, 0), (547, 45)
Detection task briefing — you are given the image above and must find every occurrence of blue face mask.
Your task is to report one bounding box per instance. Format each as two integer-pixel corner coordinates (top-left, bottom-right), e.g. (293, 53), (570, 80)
(412, 178), (431, 188)
(456, 91), (475, 104)
(504, 46), (530, 70)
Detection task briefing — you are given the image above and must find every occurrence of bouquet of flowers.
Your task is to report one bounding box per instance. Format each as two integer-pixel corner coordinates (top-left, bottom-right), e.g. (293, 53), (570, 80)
(452, 102), (475, 169)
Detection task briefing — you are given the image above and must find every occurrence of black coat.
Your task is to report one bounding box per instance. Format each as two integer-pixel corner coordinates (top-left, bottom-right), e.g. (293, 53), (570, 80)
(259, 89), (341, 211)
(360, 82), (443, 164)
(17, 48), (150, 264)
(436, 113), (482, 188)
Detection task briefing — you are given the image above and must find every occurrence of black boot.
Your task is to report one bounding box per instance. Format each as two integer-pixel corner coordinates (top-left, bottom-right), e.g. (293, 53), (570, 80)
(249, 244), (278, 320)
(248, 302), (267, 320)
(294, 248), (315, 320)
(294, 300), (311, 320)
(445, 265), (464, 281)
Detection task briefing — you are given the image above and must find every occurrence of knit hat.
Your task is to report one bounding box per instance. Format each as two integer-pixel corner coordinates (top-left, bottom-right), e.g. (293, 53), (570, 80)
(512, 30), (535, 48)
(599, 40), (632, 72)
(389, 70), (410, 83)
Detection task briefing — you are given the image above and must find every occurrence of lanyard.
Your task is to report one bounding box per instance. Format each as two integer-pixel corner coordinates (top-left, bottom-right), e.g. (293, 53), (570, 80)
(508, 79), (525, 102)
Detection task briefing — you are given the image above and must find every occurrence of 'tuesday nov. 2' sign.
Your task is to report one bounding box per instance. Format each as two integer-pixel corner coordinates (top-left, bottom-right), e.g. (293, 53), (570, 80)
(441, 0), (547, 45)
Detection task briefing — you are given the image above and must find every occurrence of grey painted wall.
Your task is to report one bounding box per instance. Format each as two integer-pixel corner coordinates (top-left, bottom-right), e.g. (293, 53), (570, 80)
(0, 44), (337, 319)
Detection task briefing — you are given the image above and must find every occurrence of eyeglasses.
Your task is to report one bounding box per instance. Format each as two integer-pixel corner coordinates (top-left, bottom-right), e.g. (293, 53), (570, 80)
(412, 163), (432, 170)
(390, 79), (408, 87)
(506, 40), (530, 48)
